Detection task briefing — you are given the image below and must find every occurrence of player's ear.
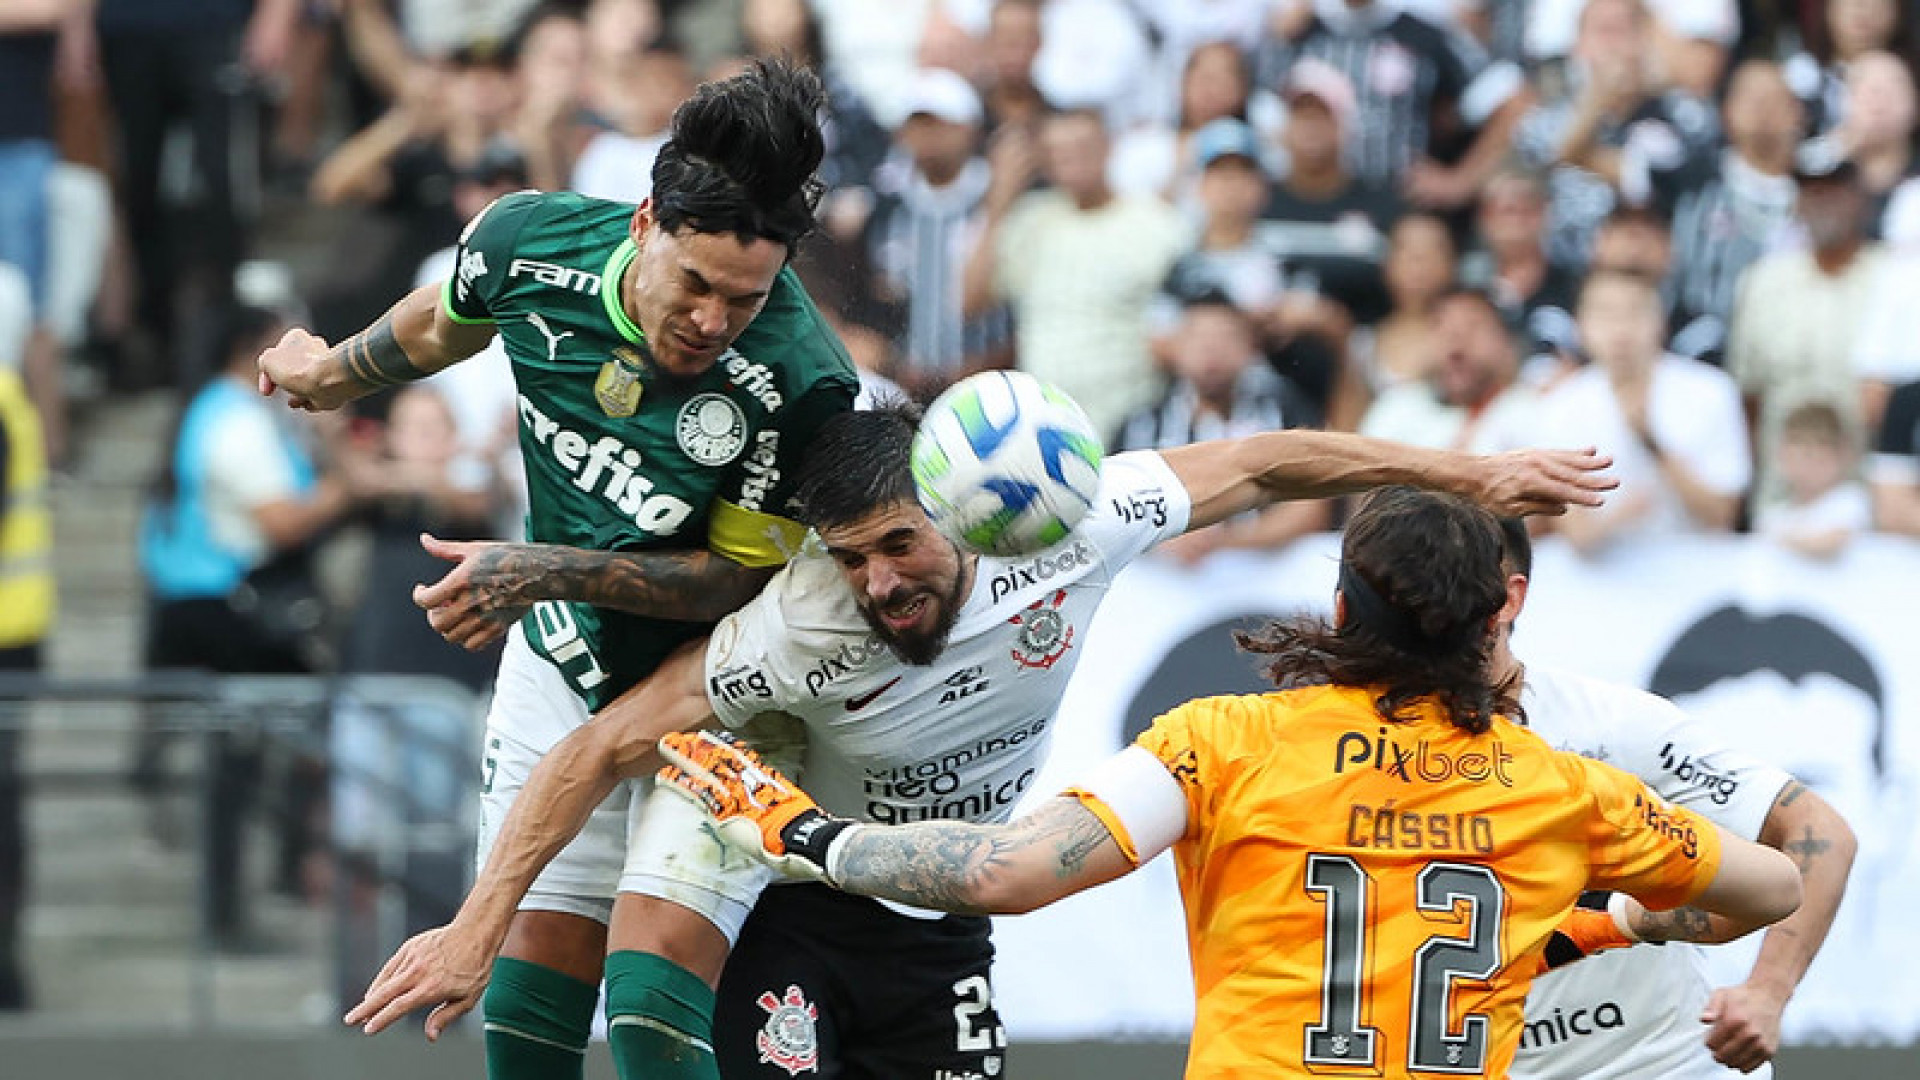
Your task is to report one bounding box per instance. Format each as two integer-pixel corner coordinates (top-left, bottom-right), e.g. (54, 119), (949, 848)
(1332, 590), (1349, 629)
(630, 200), (655, 246)
(1497, 572), (1529, 630)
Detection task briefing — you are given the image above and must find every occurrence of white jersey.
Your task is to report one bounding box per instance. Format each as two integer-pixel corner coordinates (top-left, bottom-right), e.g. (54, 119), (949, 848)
(1512, 665), (1794, 1080)
(702, 451), (1191, 826)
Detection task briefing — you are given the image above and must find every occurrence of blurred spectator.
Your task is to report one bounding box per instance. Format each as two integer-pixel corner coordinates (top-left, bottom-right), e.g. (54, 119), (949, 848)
(1870, 378), (1920, 536)
(1262, 0), (1531, 209)
(1587, 203), (1715, 361)
(326, 387), (501, 1005)
(1647, 0), (1740, 101)
(0, 363), (51, 1010)
(966, 108), (1186, 436)
(813, 0), (954, 127)
(571, 45), (692, 203)
(1359, 285), (1535, 453)
(506, 2), (588, 193)
(1153, 119), (1285, 328)
(1116, 291), (1327, 564)
(1729, 145), (1894, 509)
(411, 147), (530, 538)
(1632, 59), (1804, 368)
(737, 0), (889, 194)
(1756, 400), (1871, 560)
(1110, 40), (1280, 210)
(977, 0), (1047, 133)
(1462, 168), (1580, 374)
(308, 45), (518, 343)
(864, 69), (1008, 399)
(1262, 60), (1399, 328)
(1784, 0), (1918, 135)
(335, 386), (501, 684)
(1835, 51), (1920, 240)
(95, 0), (300, 386)
(1515, 0), (1720, 272)
(135, 307), (367, 946)
(1535, 270), (1749, 553)
(1344, 211), (1457, 422)
(394, 0), (544, 58)
(1153, 117), (1350, 421)
(0, 1), (77, 464)
(1133, 0), (1273, 128)
(1029, 0), (1152, 124)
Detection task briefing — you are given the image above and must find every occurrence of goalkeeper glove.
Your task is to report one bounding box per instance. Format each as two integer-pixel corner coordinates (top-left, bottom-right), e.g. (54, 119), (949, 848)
(657, 730), (861, 884)
(1534, 891), (1642, 975)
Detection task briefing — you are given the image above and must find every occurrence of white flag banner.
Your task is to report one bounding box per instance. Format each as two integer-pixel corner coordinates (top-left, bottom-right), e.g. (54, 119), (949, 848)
(991, 535), (1920, 1045)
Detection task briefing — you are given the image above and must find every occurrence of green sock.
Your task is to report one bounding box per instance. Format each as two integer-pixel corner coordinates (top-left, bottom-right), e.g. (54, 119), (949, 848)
(482, 956), (599, 1080)
(604, 950), (721, 1080)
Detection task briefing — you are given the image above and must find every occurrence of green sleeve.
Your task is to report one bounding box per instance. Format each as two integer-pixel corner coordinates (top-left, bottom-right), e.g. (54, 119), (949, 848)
(440, 189), (542, 324)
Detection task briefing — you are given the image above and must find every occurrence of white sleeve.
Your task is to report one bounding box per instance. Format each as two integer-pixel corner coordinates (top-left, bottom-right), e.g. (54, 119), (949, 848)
(1072, 450), (1195, 570)
(1069, 745), (1188, 866)
(205, 407), (299, 510)
(702, 569), (814, 728)
(1602, 688), (1794, 840)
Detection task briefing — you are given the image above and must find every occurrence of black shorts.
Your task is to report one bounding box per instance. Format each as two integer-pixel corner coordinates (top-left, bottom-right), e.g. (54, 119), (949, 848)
(715, 882), (1007, 1080)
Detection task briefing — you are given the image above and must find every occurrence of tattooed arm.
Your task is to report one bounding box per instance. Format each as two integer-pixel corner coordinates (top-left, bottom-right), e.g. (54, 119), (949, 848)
(413, 537), (777, 649)
(1619, 781), (1850, 954)
(1699, 780), (1856, 1071)
(258, 284), (494, 411)
(827, 797), (1137, 916)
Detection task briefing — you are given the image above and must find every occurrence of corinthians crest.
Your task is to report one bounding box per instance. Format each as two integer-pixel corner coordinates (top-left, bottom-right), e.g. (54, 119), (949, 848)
(1008, 589), (1074, 670)
(594, 346), (646, 417)
(755, 985), (820, 1076)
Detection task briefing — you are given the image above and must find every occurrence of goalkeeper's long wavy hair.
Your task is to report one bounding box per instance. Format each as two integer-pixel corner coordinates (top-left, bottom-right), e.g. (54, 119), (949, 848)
(790, 399), (922, 531)
(649, 56), (827, 253)
(1237, 488), (1518, 734)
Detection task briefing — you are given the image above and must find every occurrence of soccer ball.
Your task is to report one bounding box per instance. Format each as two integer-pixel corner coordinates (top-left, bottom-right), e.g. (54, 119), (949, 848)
(911, 371), (1105, 557)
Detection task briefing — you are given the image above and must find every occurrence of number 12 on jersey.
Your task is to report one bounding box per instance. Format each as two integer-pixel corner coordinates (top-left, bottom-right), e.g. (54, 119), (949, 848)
(1303, 854), (1507, 1074)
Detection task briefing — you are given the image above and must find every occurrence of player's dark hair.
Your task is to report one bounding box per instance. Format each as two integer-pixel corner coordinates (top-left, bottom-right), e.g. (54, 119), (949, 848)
(1237, 488), (1515, 733)
(791, 401), (922, 530)
(649, 57), (827, 253)
(1497, 517), (1533, 579)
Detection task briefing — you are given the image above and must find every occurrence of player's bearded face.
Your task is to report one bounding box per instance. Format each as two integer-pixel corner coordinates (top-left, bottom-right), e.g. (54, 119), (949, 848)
(625, 206), (786, 378)
(824, 506), (972, 667)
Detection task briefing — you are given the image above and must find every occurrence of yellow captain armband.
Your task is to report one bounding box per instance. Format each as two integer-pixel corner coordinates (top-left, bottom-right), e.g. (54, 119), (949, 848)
(709, 499), (811, 568)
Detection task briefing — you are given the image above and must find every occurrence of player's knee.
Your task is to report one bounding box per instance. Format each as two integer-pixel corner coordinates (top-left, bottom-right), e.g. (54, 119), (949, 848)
(484, 956), (599, 1044)
(605, 950), (718, 1035)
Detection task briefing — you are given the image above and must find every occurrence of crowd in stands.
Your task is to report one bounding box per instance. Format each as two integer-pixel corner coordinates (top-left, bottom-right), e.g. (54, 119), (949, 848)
(7, 0), (1920, 1007)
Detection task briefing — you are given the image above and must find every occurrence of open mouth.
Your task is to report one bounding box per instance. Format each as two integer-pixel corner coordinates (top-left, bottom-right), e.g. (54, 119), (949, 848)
(878, 595), (929, 632)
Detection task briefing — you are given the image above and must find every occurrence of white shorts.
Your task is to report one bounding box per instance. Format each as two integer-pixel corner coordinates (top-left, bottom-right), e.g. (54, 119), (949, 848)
(476, 625), (793, 941)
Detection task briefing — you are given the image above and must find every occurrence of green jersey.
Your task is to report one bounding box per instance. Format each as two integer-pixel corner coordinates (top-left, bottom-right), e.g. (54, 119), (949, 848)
(443, 190), (857, 709)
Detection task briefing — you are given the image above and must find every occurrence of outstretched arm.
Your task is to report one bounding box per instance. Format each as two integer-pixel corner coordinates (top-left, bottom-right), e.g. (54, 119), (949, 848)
(412, 535), (776, 649)
(827, 797), (1135, 916)
(258, 284), (495, 412)
(344, 638), (716, 1036)
(1159, 430), (1616, 532)
(657, 732), (1139, 916)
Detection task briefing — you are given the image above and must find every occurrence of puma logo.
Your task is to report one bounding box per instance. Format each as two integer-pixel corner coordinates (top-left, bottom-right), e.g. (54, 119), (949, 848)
(526, 312), (575, 364)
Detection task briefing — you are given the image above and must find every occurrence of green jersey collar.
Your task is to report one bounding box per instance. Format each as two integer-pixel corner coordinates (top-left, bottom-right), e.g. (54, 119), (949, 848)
(601, 238), (646, 345)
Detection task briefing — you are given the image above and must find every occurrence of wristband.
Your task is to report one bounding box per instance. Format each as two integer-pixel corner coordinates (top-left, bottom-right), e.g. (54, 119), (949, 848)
(1608, 890), (1643, 943)
(781, 810), (860, 879)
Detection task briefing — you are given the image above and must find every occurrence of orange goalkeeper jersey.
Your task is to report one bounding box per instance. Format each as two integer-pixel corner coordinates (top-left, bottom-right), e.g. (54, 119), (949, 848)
(1114, 685), (1721, 1080)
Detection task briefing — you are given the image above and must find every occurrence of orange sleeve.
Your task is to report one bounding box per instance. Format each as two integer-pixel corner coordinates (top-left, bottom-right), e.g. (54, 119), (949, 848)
(1578, 756), (1724, 910)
